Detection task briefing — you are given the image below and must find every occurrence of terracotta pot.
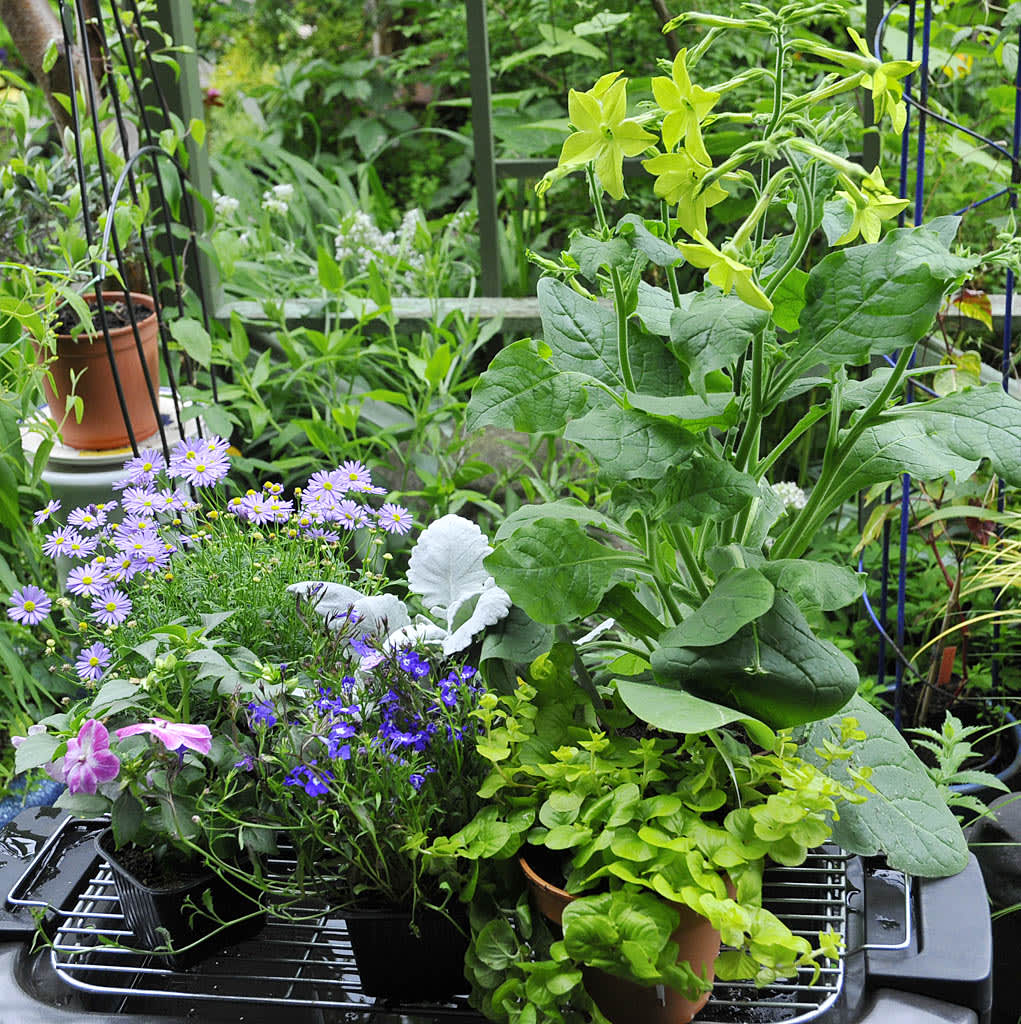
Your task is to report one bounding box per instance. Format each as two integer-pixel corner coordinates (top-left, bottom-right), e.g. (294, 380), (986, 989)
(519, 852), (723, 1024)
(41, 291), (160, 450)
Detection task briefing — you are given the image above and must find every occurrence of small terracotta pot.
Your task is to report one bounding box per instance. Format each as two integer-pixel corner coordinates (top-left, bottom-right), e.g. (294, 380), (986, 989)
(519, 852), (722, 1024)
(41, 291), (160, 450)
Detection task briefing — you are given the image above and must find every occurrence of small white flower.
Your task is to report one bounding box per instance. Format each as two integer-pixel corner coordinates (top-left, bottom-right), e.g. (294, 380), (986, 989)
(296, 23), (316, 39)
(214, 192), (239, 218)
(771, 481), (808, 511)
(261, 184), (294, 215)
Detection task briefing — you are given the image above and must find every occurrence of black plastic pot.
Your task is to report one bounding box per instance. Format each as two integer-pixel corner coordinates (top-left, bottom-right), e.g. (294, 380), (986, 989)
(344, 905), (468, 1001)
(96, 828), (265, 969)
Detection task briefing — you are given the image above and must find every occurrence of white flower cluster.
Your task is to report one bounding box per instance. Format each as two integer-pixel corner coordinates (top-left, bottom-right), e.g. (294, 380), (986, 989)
(333, 208), (427, 294)
(771, 480), (808, 510)
(214, 191), (239, 219)
(262, 183), (295, 215)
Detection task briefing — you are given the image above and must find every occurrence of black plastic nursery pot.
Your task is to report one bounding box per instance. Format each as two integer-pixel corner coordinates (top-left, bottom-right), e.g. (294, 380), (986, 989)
(0, 808), (997, 1023)
(344, 905), (469, 1001)
(95, 828), (265, 970)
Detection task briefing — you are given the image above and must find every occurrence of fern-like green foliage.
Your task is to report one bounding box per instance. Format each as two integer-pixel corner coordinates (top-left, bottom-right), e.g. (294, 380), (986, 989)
(907, 710), (1010, 819)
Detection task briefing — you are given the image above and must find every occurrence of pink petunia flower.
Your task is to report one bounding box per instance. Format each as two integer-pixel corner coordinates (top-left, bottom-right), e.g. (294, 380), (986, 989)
(49, 719), (121, 795)
(116, 717), (213, 755)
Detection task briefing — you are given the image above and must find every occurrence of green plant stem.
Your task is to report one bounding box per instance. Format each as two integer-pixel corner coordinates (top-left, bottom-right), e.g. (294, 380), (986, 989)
(733, 330), (765, 473)
(586, 164), (635, 393)
(755, 407), (827, 479)
(771, 343), (914, 559)
(671, 525), (710, 600)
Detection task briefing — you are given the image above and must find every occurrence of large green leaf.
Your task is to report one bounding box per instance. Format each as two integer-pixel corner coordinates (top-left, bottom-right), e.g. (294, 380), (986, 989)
(777, 225), (972, 393)
(651, 593), (858, 729)
(616, 679), (775, 746)
(465, 339), (598, 434)
(666, 569), (775, 648)
(628, 392), (738, 432)
(485, 518), (634, 624)
(660, 456), (759, 525)
(635, 281), (687, 336)
(797, 696), (969, 878)
(618, 213), (684, 267)
(629, 328), (690, 397)
(538, 277), (622, 387)
(564, 405), (696, 481)
(760, 559), (864, 612)
(839, 384), (1021, 496)
(669, 292), (769, 397)
(493, 499), (626, 544)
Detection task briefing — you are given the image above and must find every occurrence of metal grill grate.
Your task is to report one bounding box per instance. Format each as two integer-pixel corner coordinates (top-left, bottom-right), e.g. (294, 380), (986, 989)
(48, 849), (852, 1022)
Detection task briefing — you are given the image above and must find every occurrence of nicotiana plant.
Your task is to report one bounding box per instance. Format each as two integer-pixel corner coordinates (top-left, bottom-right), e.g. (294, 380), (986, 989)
(466, 2), (1021, 878)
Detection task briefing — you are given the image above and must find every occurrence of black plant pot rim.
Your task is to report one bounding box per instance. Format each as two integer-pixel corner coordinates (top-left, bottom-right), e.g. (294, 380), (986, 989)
(95, 828), (215, 895)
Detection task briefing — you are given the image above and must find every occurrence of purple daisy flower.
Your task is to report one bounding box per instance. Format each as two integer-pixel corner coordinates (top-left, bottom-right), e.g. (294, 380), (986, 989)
(179, 452), (229, 487)
(264, 497), (293, 523)
(113, 530), (163, 559)
(66, 561), (108, 598)
(75, 642), (112, 683)
(304, 469), (346, 503)
(119, 513), (159, 534)
(32, 499), (61, 525)
(335, 499), (369, 530)
(338, 460), (373, 492)
(121, 448), (166, 486)
(65, 533), (98, 560)
(67, 504), (106, 531)
(376, 503), (414, 536)
(42, 527), (80, 558)
(238, 493), (274, 524)
(7, 585), (51, 625)
(91, 588), (132, 627)
(104, 553), (141, 584)
(122, 486), (160, 516)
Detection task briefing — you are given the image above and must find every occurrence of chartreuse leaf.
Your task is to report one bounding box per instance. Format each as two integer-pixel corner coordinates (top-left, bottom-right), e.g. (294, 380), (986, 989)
(465, 339), (598, 434)
(797, 696), (969, 878)
(651, 593), (858, 729)
(839, 384), (1021, 496)
(669, 291), (769, 397)
(485, 518), (634, 624)
(564, 405), (696, 480)
(538, 276), (623, 387)
(774, 224), (973, 397)
(616, 679), (776, 748)
(667, 568), (775, 648)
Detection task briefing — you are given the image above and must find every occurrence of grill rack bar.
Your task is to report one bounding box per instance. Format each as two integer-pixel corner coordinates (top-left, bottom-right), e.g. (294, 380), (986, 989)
(46, 850), (857, 1022)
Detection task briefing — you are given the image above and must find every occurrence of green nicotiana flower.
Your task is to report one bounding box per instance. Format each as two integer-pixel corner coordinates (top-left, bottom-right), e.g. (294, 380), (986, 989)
(642, 149), (728, 237)
(834, 166), (909, 245)
(677, 232), (773, 312)
(652, 48), (720, 163)
(554, 71), (657, 201)
(846, 28), (917, 134)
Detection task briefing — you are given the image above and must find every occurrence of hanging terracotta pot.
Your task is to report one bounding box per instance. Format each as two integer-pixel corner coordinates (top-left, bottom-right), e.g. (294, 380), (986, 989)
(41, 291), (160, 451)
(519, 851), (723, 1024)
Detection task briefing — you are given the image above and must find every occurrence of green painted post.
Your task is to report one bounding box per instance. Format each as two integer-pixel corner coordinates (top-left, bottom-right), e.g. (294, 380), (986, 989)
(466, 0), (502, 297)
(152, 0), (218, 315)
